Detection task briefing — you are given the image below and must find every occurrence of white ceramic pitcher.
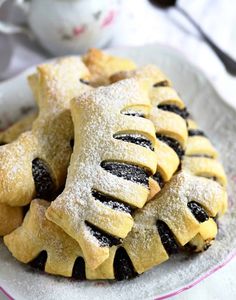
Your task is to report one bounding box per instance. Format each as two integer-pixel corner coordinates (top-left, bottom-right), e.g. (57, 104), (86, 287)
(0, 0), (120, 55)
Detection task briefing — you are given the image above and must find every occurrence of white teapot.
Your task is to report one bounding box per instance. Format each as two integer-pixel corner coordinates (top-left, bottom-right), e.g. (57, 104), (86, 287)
(0, 0), (120, 55)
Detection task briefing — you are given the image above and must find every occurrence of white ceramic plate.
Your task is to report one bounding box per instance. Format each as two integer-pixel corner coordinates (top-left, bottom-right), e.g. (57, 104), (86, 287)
(0, 44), (236, 300)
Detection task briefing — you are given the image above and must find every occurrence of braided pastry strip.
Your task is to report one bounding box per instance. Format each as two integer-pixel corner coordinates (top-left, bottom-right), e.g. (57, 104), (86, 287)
(46, 78), (158, 269)
(183, 119), (227, 187)
(0, 57), (91, 207)
(182, 118), (227, 252)
(110, 65), (188, 198)
(4, 172), (227, 280)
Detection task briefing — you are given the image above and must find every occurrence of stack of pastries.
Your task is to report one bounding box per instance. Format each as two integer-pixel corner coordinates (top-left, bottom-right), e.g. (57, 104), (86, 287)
(0, 49), (227, 281)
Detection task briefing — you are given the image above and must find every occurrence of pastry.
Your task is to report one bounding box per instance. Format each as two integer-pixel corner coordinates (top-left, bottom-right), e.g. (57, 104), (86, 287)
(182, 118), (227, 251)
(46, 78), (159, 269)
(0, 112), (37, 146)
(110, 64), (228, 252)
(0, 57), (91, 207)
(0, 114), (37, 236)
(111, 65), (188, 198)
(183, 119), (227, 187)
(4, 172), (227, 280)
(0, 204), (23, 236)
(82, 48), (136, 86)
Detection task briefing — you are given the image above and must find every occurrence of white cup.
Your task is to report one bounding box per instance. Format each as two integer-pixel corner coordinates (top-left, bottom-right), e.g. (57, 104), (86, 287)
(0, 0), (120, 55)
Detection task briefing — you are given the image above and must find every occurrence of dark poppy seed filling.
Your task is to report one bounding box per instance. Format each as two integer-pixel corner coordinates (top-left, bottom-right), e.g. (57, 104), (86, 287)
(158, 104), (190, 120)
(114, 247), (137, 281)
(79, 78), (90, 85)
(122, 111), (145, 118)
(70, 139), (74, 149)
(156, 220), (179, 255)
(153, 80), (169, 87)
(187, 201), (209, 223)
(156, 134), (184, 160)
(0, 142), (5, 146)
(152, 172), (164, 188)
(72, 257), (86, 280)
(114, 133), (154, 151)
(101, 161), (149, 187)
(85, 221), (122, 247)
(188, 129), (206, 137)
(29, 250), (47, 271)
(92, 190), (133, 214)
(32, 158), (55, 200)
(185, 242), (197, 252)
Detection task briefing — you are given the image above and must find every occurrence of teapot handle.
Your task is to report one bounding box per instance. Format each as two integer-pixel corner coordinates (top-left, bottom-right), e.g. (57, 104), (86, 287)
(0, 0), (30, 35)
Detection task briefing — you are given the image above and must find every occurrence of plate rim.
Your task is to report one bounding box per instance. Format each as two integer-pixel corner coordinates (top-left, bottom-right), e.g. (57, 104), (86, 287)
(0, 43), (235, 300)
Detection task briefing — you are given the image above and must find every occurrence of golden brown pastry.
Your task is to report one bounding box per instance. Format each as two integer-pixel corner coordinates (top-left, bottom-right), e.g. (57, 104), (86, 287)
(0, 113), (37, 146)
(182, 119), (227, 251)
(4, 172), (227, 280)
(46, 78), (159, 269)
(183, 119), (227, 187)
(111, 65), (188, 198)
(0, 57), (91, 207)
(0, 204), (23, 236)
(0, 114), (36, 236)
(82, 48), (136, 86)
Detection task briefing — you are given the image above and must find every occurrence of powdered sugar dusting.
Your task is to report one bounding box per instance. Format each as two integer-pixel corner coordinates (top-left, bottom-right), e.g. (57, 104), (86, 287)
(47, 78), (158, 268)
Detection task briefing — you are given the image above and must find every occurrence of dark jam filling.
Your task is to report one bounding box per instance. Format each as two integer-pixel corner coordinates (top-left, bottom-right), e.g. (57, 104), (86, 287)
(122, 111), (145, 118)
(152, 172), (164, 188)
(153, 80), (169, 87)
(79, 78), (90, 85)
(187, 201), (209, 223)
(29, 251), (47, 271)
(32, 158), (55, 200)
(114, 133), (154, 151)
(114, 247), (137, 281)
(158, 104), (189, 120)
(156, 134), (184, 159)
(92, 190), (133, 214)
(72, 257), (86, 280)
(101, 162), (149, 187)
(85, 221), (122, 247)
(156, 220), (179, 255)
(188, 129), (206, 137)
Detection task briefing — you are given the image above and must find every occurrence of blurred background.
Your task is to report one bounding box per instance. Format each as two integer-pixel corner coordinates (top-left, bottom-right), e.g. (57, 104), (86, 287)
(0, 0), (236, 98)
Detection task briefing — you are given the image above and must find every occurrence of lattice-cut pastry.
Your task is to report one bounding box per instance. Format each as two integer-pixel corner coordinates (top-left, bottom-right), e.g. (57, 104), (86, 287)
(181, 118), (227, 251)
(0, 57), (91, 207)
(4, 200), (82, 277)
(111, 65), (188, 198)
(118, 171), (227, 275)
(0, 113), (37, 146)
(46, 78), (159, 269)
(4, 171), (227, 280)
(183, 119), (227, 187)
(82, 48), (136, 86)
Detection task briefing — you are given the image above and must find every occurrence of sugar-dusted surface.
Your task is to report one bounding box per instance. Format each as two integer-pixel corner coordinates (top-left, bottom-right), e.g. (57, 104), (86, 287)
(46, 78), (158, 269)
(0, 44), (236, 299)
